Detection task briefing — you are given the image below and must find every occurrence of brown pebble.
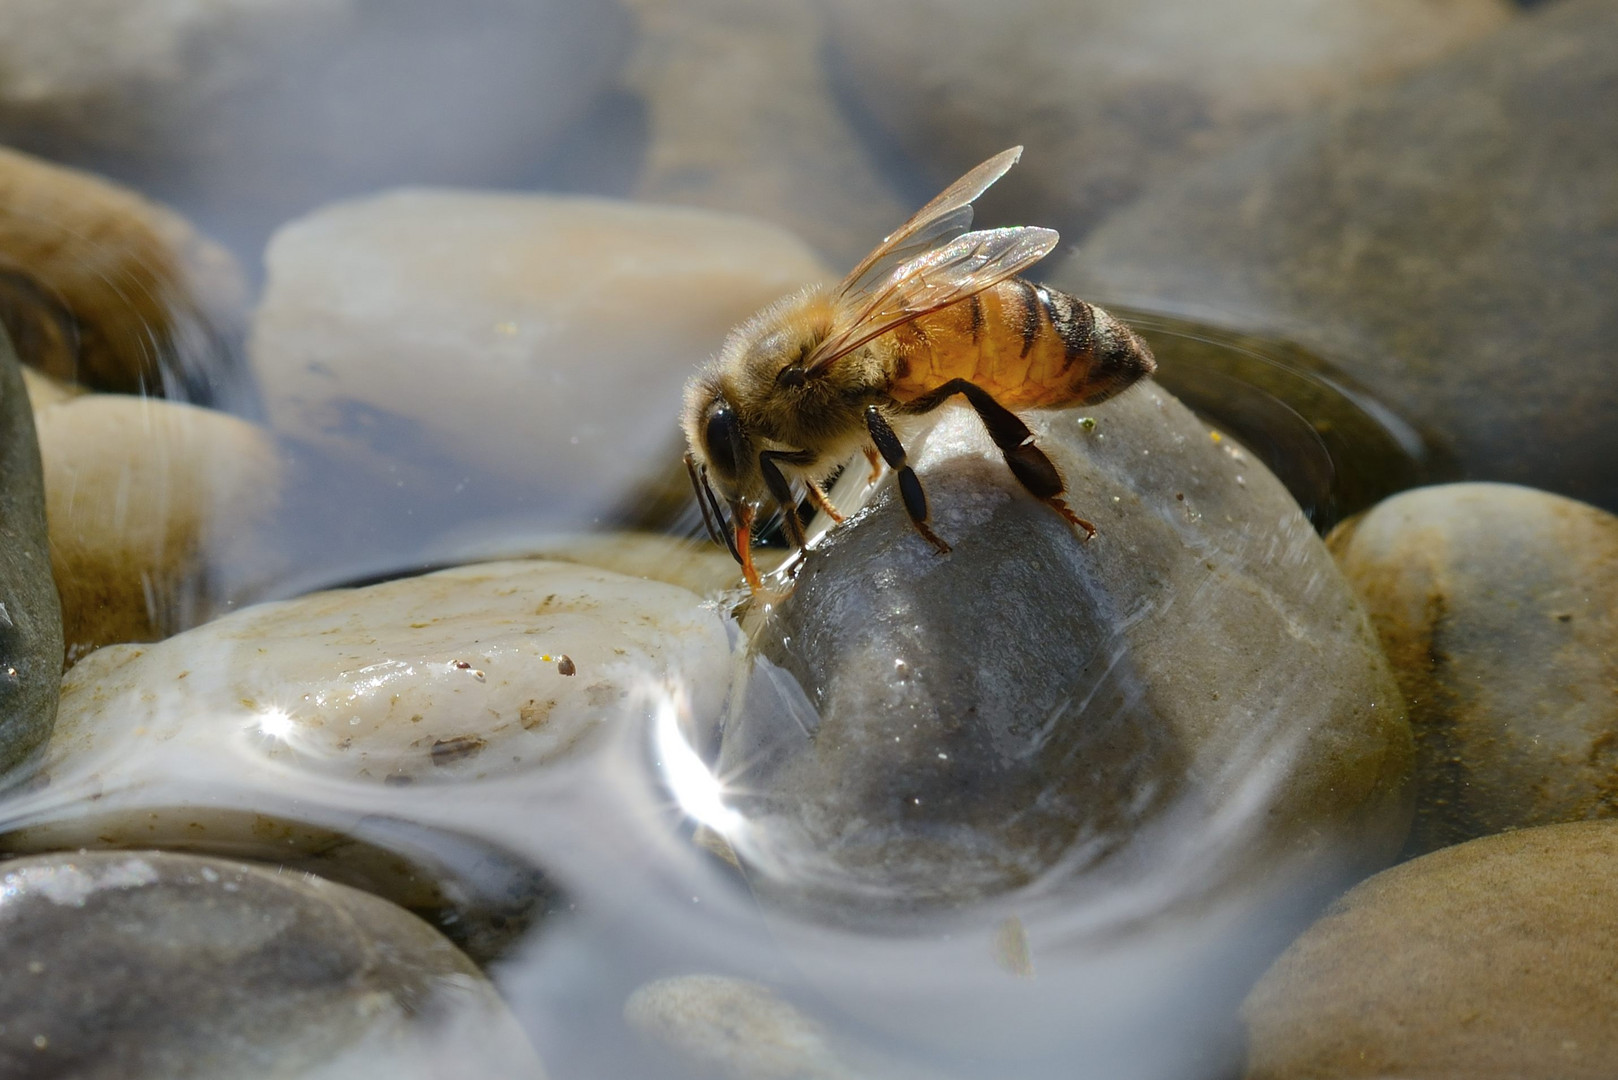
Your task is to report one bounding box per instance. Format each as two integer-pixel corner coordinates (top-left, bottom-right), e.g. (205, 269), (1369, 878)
(557, 655), (576, 677)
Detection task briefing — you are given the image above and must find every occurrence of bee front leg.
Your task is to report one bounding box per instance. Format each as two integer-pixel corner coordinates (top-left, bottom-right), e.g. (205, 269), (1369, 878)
(864, 406), (951, 555)
(759, 449), (817, 551)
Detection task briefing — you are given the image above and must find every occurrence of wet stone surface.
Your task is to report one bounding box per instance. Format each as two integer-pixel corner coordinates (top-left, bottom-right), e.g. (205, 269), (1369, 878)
(1328, 483), (1618, 855)
(1057, 0), (1618, 512)
(0, 327), (59, 775)
(0, 145), (246, 402)
(723, 382), (1413, 919)
(1242, 820), (1618, 1080)
(0, 849), (547, 1080)
(34, 393), (283, 664)
(29, 558), (729, 786)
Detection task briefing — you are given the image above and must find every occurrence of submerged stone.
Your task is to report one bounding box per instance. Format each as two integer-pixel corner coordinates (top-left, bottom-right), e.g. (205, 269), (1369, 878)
(1057, 0), (1618, 512)
(0, 146), (246, 402)
(1328, 482), (1618, 854)
(0, 0), (630, 265)
(0, 850), (547, 1079)
(824, 0), (1511, 245)
(0, 327), (59, 774)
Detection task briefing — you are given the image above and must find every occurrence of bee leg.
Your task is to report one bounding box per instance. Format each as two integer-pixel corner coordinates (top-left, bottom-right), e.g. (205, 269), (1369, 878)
(803, 480), (845, 524)
(899, 379), (1097, 540)
(862, 446), (883, 484)
(758, 450), (809, 550)
(864, 405), (952, 555)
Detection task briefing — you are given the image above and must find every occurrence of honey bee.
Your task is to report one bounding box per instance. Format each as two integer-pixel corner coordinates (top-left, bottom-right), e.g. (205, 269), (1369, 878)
(683, 147), (1156, 592)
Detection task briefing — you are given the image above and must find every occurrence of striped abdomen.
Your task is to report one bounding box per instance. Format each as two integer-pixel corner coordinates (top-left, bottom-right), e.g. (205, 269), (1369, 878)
(883, 278), (1156, 409)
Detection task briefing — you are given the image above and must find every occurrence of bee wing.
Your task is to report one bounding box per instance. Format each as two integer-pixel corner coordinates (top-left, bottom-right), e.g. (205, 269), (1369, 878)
(835, 146), (1024, 301)
(802, 226), (1059, 374)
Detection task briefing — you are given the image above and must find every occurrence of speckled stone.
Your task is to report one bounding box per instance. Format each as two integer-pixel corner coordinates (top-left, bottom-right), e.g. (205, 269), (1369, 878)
(723, 380), (1412, 917)
(0, 327), (60, 774)
(0, 849), (547, 1079)
(1242, 821), (1618, 1080)
(824, 0), (1511, 245)
(34, 394), (283, 663)
(1057, 0), (1618, 512)
(31, 559), (729, 787)
(1327, 482), (1618, 854)
(0, 146), (245, 401)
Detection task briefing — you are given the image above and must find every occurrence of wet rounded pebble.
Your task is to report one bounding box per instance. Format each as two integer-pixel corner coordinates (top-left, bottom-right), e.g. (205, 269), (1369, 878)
(0, 145), (245, 400)
(34, 394), (283, 664)
(0, 849), (547, 1079)
(1243, 820), (1618, 1080)
(1328, 482), (1618, 853)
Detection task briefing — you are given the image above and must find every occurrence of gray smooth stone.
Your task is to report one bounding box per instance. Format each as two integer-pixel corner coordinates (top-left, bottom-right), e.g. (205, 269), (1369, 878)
(0, 325), (59, 775)
(1056, 0), (1618, 512)
(0, 850), (546, 1079)
(721, 381), (1412, 919)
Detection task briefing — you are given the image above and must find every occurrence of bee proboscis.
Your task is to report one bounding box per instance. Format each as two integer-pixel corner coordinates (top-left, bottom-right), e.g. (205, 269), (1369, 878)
(682, 147), (1156, 592)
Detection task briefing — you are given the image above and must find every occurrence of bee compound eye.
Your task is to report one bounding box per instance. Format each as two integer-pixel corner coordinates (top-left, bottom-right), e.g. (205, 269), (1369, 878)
(703, 402), (744, 480)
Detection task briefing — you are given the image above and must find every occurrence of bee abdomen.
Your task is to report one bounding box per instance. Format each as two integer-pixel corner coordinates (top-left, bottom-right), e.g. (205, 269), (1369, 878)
(891, 278), (1155, 410)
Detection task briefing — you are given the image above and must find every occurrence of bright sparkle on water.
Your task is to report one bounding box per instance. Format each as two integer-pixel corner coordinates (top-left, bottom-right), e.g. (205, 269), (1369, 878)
(256, 707), (295, 740)
(652, 687), (742, 836)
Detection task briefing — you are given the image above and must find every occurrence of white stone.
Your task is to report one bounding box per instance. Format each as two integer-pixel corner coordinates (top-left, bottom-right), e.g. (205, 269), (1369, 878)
(250, 191), (830, 583)
(39, 559), (729, 787)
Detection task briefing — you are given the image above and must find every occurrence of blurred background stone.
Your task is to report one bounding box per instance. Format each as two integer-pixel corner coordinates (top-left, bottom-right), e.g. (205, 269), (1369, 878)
(0, 849), (548, 1079)
(824, 0), (1512, 244)
(1242, 821), (1618, 1080)
(1057, 0), (1618, 512)
(0, 0), (632, 273)
(0, 146), (246, 403)
(1328, 483), (1618, 855)
(0, 326), (59, 775)
(33, 394), (283, 663)
(620, 0), (909, 267)
(249, 191), (830, 593)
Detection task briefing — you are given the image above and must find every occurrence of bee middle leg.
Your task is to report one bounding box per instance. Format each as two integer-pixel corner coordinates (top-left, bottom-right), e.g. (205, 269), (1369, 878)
(897, 379), (1096, 539)
(864, 406), (952, 555)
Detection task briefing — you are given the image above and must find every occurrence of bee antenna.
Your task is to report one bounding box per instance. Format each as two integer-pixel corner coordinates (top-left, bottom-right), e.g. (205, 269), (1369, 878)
(685, 453), (743, 565)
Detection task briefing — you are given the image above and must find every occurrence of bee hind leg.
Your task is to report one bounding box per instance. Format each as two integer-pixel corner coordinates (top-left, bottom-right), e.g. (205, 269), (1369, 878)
(864, 406), (952, 555)
(899, 379), (1096, 541)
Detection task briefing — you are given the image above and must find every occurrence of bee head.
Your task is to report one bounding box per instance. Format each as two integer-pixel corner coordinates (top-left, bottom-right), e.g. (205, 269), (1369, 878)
(681, 373), (756, 504)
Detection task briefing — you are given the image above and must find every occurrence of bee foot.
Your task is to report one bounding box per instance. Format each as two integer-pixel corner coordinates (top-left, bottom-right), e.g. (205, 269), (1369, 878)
(1049, 499), (1098, 541)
